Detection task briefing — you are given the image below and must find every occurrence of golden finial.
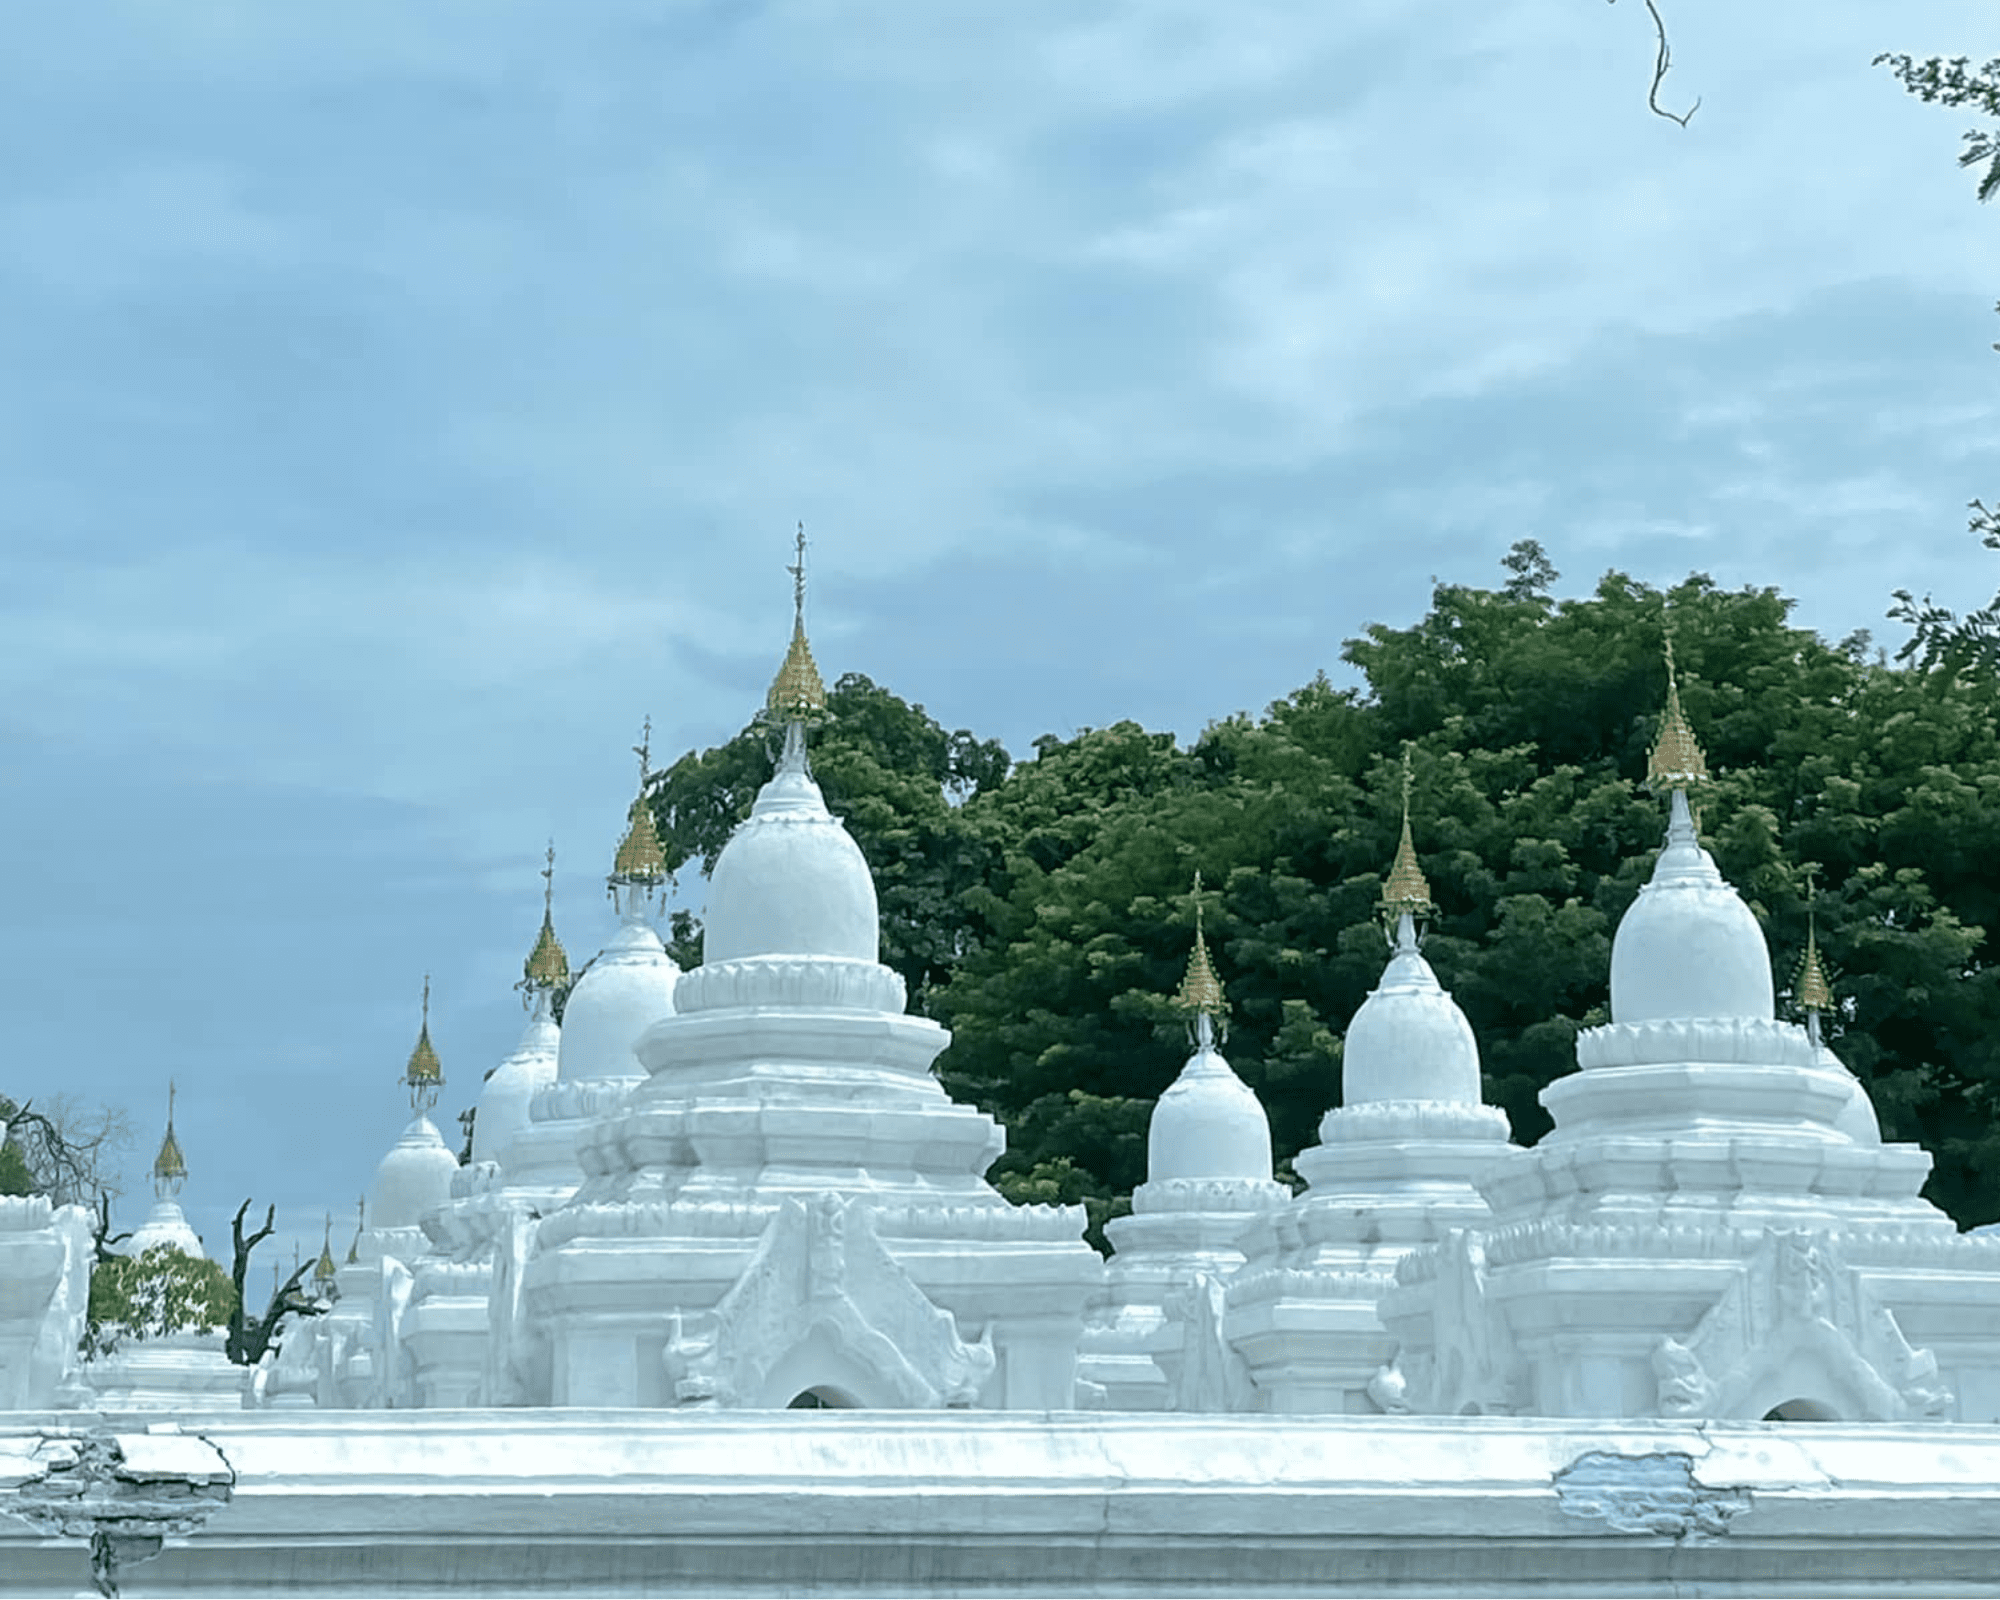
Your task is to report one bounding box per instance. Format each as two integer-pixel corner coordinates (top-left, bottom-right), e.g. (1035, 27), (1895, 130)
(1647, 632), (1710, 790)
(151, 1080), (187, 1190)
(403, 976), (443, 1108)
(612, 721), (669, 883)
(1172, 872), (1228, 1019)
(1797, 867), (1834, 1019)
(523, 842), (570, 989)
(764, 523), (828, 722)
(313, 1214), (338, 1286)
(1380, 747), (1436, 924)
(346, 1196), (365, 1264)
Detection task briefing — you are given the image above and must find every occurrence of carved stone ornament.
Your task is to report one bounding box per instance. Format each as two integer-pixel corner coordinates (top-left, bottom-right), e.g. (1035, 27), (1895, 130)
(1652, 1228), (1953, 1421)
(661, 1193), (994, 1409)
(671, 955), (907, 1017)
(1162, 1272), (1257, 1414)
(1418, 1229), (1526, 1417)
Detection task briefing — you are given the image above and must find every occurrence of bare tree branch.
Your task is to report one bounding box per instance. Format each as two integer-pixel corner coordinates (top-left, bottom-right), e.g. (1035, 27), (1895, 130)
(91, 1192), (132, 1267)
(1609, 0), (1700, 127)
(2, 1097), (131, 1212)
(223, 1200), (325, 1365)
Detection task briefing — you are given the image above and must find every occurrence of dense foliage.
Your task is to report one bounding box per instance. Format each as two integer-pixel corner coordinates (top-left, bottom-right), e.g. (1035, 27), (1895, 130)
(84, 1244), (238, 1358)
(648, 552), (2000, 1244)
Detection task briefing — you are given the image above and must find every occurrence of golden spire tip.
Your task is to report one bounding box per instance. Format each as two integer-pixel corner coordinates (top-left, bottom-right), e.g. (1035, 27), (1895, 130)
(1647, 630), (1709, 791)
(612, 727), (669, 884)
(1172, 872), (1227, 1019)
(764, 524), (828, 723)
(524, 841), (571, 988)
(1796, 867), (1834, 1016)
(1380, 746), (1435, 923)
(403, 975), (443, 1092)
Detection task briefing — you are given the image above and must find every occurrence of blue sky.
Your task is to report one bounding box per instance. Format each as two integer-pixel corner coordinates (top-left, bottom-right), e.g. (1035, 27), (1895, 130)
(2, 2), (1994, 1274)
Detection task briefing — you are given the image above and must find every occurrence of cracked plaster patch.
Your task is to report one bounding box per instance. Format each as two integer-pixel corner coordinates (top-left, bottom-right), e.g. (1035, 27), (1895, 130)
(1554, 1450), (1751, 1539)
(2, 1424), (234, 1596)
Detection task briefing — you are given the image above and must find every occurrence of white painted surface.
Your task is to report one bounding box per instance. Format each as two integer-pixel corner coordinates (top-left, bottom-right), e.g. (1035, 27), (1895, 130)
(368, 1116), (458, 1233)
(1341, 916), (1484, 1106)
(7, 1410), (2000, 1595)
(1608, 790), (1775, 1025)
(469, 1008), (558, 1167)
(700, 742), (879, 965)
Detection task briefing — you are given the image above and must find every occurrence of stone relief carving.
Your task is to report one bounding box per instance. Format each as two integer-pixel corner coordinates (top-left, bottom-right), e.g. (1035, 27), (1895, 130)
(484, 1208), (542, 1407)
(661, 1194), (994, 1409)
(1366, 1360), (1412, 1414)
(672, 955), (907, 1017)
(1163, 1273), (1256, 1414)
(1423, 1230), (1525, 1417)
(1575, 1015), (1817, 1068)
(1652, 1229), (1953, 1421)
(24, 1205), (93, 1410)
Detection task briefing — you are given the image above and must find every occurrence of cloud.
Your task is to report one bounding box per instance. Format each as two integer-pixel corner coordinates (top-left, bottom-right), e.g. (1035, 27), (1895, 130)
(1, 0), (1995, 1264)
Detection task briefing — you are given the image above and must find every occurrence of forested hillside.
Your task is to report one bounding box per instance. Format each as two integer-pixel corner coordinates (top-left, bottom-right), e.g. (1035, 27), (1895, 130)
(648, 548), (2000, 1244)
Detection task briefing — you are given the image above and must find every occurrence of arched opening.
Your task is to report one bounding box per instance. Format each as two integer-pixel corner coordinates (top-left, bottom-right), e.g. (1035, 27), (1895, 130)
(1458, 1403), (1484, 1417)
(787, 1385), (860, 1410)
(1762, 1398), (1842, 1422)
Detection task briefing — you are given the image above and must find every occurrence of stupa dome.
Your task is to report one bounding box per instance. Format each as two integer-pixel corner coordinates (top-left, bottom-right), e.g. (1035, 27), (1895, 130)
(1343, 773), (1481, 1107)
(1342, 930), (1483, 1106)
(1148, 897), (1273, 1184)
(1608, 790), (1773, 1024)
(556, 922), (678, 1081)
(1816, 1041), (1882, 1147)
(371, 1115), (459, 1231)
(1149, 1040), (1274, 1183)
(126, 1201), (203, 1259)
(701, 732), (879, 964)
(473, 1012), (560, 1166)
(1609, 656), (1772, 1026)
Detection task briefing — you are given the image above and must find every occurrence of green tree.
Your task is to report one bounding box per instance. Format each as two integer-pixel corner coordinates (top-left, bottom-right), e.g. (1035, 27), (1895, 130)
(84, 1245), (238, 1359)
(1876, 53), (2000, 204)
(935, 553), (2000, 1235)
(1875, 52), (1999, 675)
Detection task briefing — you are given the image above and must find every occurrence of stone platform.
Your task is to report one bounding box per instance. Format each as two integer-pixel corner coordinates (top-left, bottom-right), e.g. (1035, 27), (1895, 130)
(4, 1410), (2000, 1596)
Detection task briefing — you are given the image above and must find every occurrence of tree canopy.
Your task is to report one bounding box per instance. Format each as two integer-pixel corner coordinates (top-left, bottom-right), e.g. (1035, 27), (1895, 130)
(85, 1245), (238, 1359)
(646, 548), (2000, 1245)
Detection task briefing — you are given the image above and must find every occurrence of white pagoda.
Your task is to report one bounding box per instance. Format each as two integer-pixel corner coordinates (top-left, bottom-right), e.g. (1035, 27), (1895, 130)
(520, 542), (1102, 1408)
(1381, 648), (2000, 1422)
(1226, 763), (1516, 1414)
(1079, 884), (1287, 1410)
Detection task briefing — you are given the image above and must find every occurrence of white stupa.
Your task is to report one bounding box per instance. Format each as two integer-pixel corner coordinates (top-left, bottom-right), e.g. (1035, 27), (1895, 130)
(406, 856), (572, 1407)
(1383, 643), (2000, 1422)
(124, 1085), (204, 1260)
(316, 981), (461, 1408)
(500, 735), (680, 1206)
(522, 535), (1102, 1409)
(1225, 765), (1514, 1414)
(87, 1086), (248, 1410)
(1079, 885), (1287, 1411)
(474, 759), (682, 1406)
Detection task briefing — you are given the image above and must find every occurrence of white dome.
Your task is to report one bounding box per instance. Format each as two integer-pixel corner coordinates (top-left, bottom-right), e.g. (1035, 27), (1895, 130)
(1610, 790), (1773, 1025)
(1815, 1041), (1882, 1146)
(557, 922), (679, 1082)
(370, 1115), (459, 1231)
(702, 748), (879, 965)
(1148, 1036), (1274, 1184)
(472, 1011), (559, 1167)
(125, 1199), (204, 1260)
(1342, 935), (1483, 1106)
